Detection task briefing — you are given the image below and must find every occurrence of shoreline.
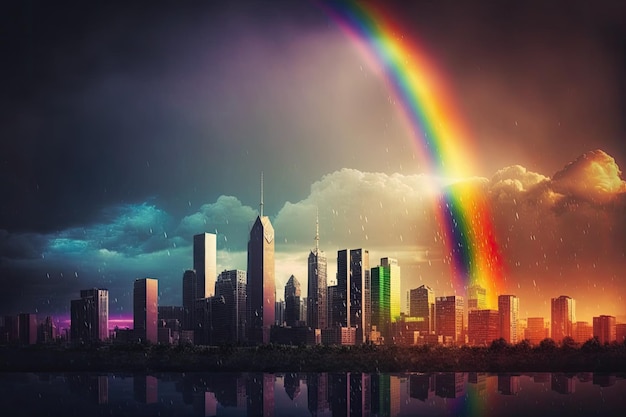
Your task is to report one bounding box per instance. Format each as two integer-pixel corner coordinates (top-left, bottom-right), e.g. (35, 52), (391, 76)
(2, 343), (626, 373)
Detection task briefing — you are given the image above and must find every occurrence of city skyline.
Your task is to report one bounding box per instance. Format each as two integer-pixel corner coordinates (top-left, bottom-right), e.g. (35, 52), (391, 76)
(1, 1), (625, 325)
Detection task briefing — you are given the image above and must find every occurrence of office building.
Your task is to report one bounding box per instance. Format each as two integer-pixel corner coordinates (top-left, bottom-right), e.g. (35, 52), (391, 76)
(551, 295), (575, 342)
(307, 212), (327, 330)
(134, 278), (158, 344)
(409, 285), (435, 334)
(335, 248), (370, 343)
(284, 275), (301, 327)
(498, 295), (519, 343)
(247, 175), (275, 344)
(467, 285), (487, 310)
(216, 269), (247, 342)
(593, 315), (616, 345)
(574, 321), (593, 343)
(435, 296), (464, 345)
(468, 309), (499, 346)
(371, 257), (400, 341)
(182, 269), (197, 330)
(193, 233), (217, 299)
(70, 288), (109, 343)
(525, 317), (548, 345)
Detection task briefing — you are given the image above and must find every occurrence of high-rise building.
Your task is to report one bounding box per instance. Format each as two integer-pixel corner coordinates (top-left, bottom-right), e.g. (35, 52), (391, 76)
(284, 275), (301, 327)
(467, 285), (487, 310)
(498, 295), (519, 343)
(215, 269), (247, 342)
(551, 295), (575, 342)
(333, 250), (350, 328)
(574, 321), (593, 343)
(247, 213), (275, 343)
(181, 269), (197, 330)
(343, 249), (371, 343)
(307, 212), (327, 330)
(133, 278), (158, 344)
(593, 315), (616, 344)
(409, 285), (435, 334)
(371, 257), (400, 341)
(70, 288), (109, 343)
(525, 317), (548, 345)
(435, 296), (464, 345)
(193, 233), (217, 299)
(468, 309), (499, 346)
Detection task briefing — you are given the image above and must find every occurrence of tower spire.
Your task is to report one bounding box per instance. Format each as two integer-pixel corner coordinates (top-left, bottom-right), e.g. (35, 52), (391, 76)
(315, 207), (319, 253)
(260, 171), (264, 217)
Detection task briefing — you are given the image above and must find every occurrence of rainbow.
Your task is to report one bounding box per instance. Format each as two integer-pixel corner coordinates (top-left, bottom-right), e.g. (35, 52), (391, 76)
(321, 1), (503, 306)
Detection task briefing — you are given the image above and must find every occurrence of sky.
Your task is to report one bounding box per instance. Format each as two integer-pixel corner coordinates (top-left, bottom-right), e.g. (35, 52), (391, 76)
(1, 0), (625, 325)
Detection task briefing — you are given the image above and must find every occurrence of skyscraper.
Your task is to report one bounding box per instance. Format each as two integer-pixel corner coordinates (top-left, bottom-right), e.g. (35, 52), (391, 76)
(307, 211), (327, 330)
(333, 250), (350, 328)
(134, 278), (158, 344)
(409, 285), (435, 334)
(593, 315), (616, 344)
(247, 174), (275, 344)
(551, 295), (575, 342)
(193, 233), (217, 299)
(181, 269), (197, 330)
(332, 249), (371, 343)
(498, 295), (519, 343)
(435, 296), (464, 345)
(215, 269), (247, 342)
(284, 275), (301, 327)
(70, 288), (109, 343)
(371, 257), (400, 341)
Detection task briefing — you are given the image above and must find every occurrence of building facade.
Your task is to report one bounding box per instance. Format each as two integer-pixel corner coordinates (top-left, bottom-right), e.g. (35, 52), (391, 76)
(216, 269), (247, 342)
(284, 275), (301, 327)
(247, 215), (275, 344)
(133, 278), (158, 344)
(307, 238), (327, 331)
(435, 296), (464, 345)
(193, 233), (217, 299)
(468, 309), (499, 346)
(409, 285), (435, 334)
(551, 295), (575, 342)
(70, 288), (109, 343)
(593, 315), (616, 345)
(498, 295), (519, 344)
(181, 269), (197, 330)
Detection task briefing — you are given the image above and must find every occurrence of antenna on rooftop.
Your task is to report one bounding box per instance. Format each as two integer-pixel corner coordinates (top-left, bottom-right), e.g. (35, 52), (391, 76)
(315, 206), (320, 253)
(260, 171), (264, 217)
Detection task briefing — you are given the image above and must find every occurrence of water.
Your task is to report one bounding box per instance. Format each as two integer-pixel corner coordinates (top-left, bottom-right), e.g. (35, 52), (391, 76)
(0, 372), (624, 416)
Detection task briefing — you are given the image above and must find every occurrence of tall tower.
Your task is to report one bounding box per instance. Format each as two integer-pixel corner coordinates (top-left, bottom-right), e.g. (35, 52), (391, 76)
(284, 275), (301, 327)
(181, 269), (197, 330)
(193, 233), (217, 298)
(371, 257), (400, 341)
(216, 269), (247, 342)
(498, 295), (519, 343)
(551, 295), (575, 342)
(247, 173), (275, 344)
(409, 285), (435, 334)
(133, 278), (158, 344)
(307, 209), (327, 330)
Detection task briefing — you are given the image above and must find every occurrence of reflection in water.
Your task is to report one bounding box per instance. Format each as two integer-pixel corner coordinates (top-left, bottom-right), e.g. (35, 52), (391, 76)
(0, 372), (624, 416)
